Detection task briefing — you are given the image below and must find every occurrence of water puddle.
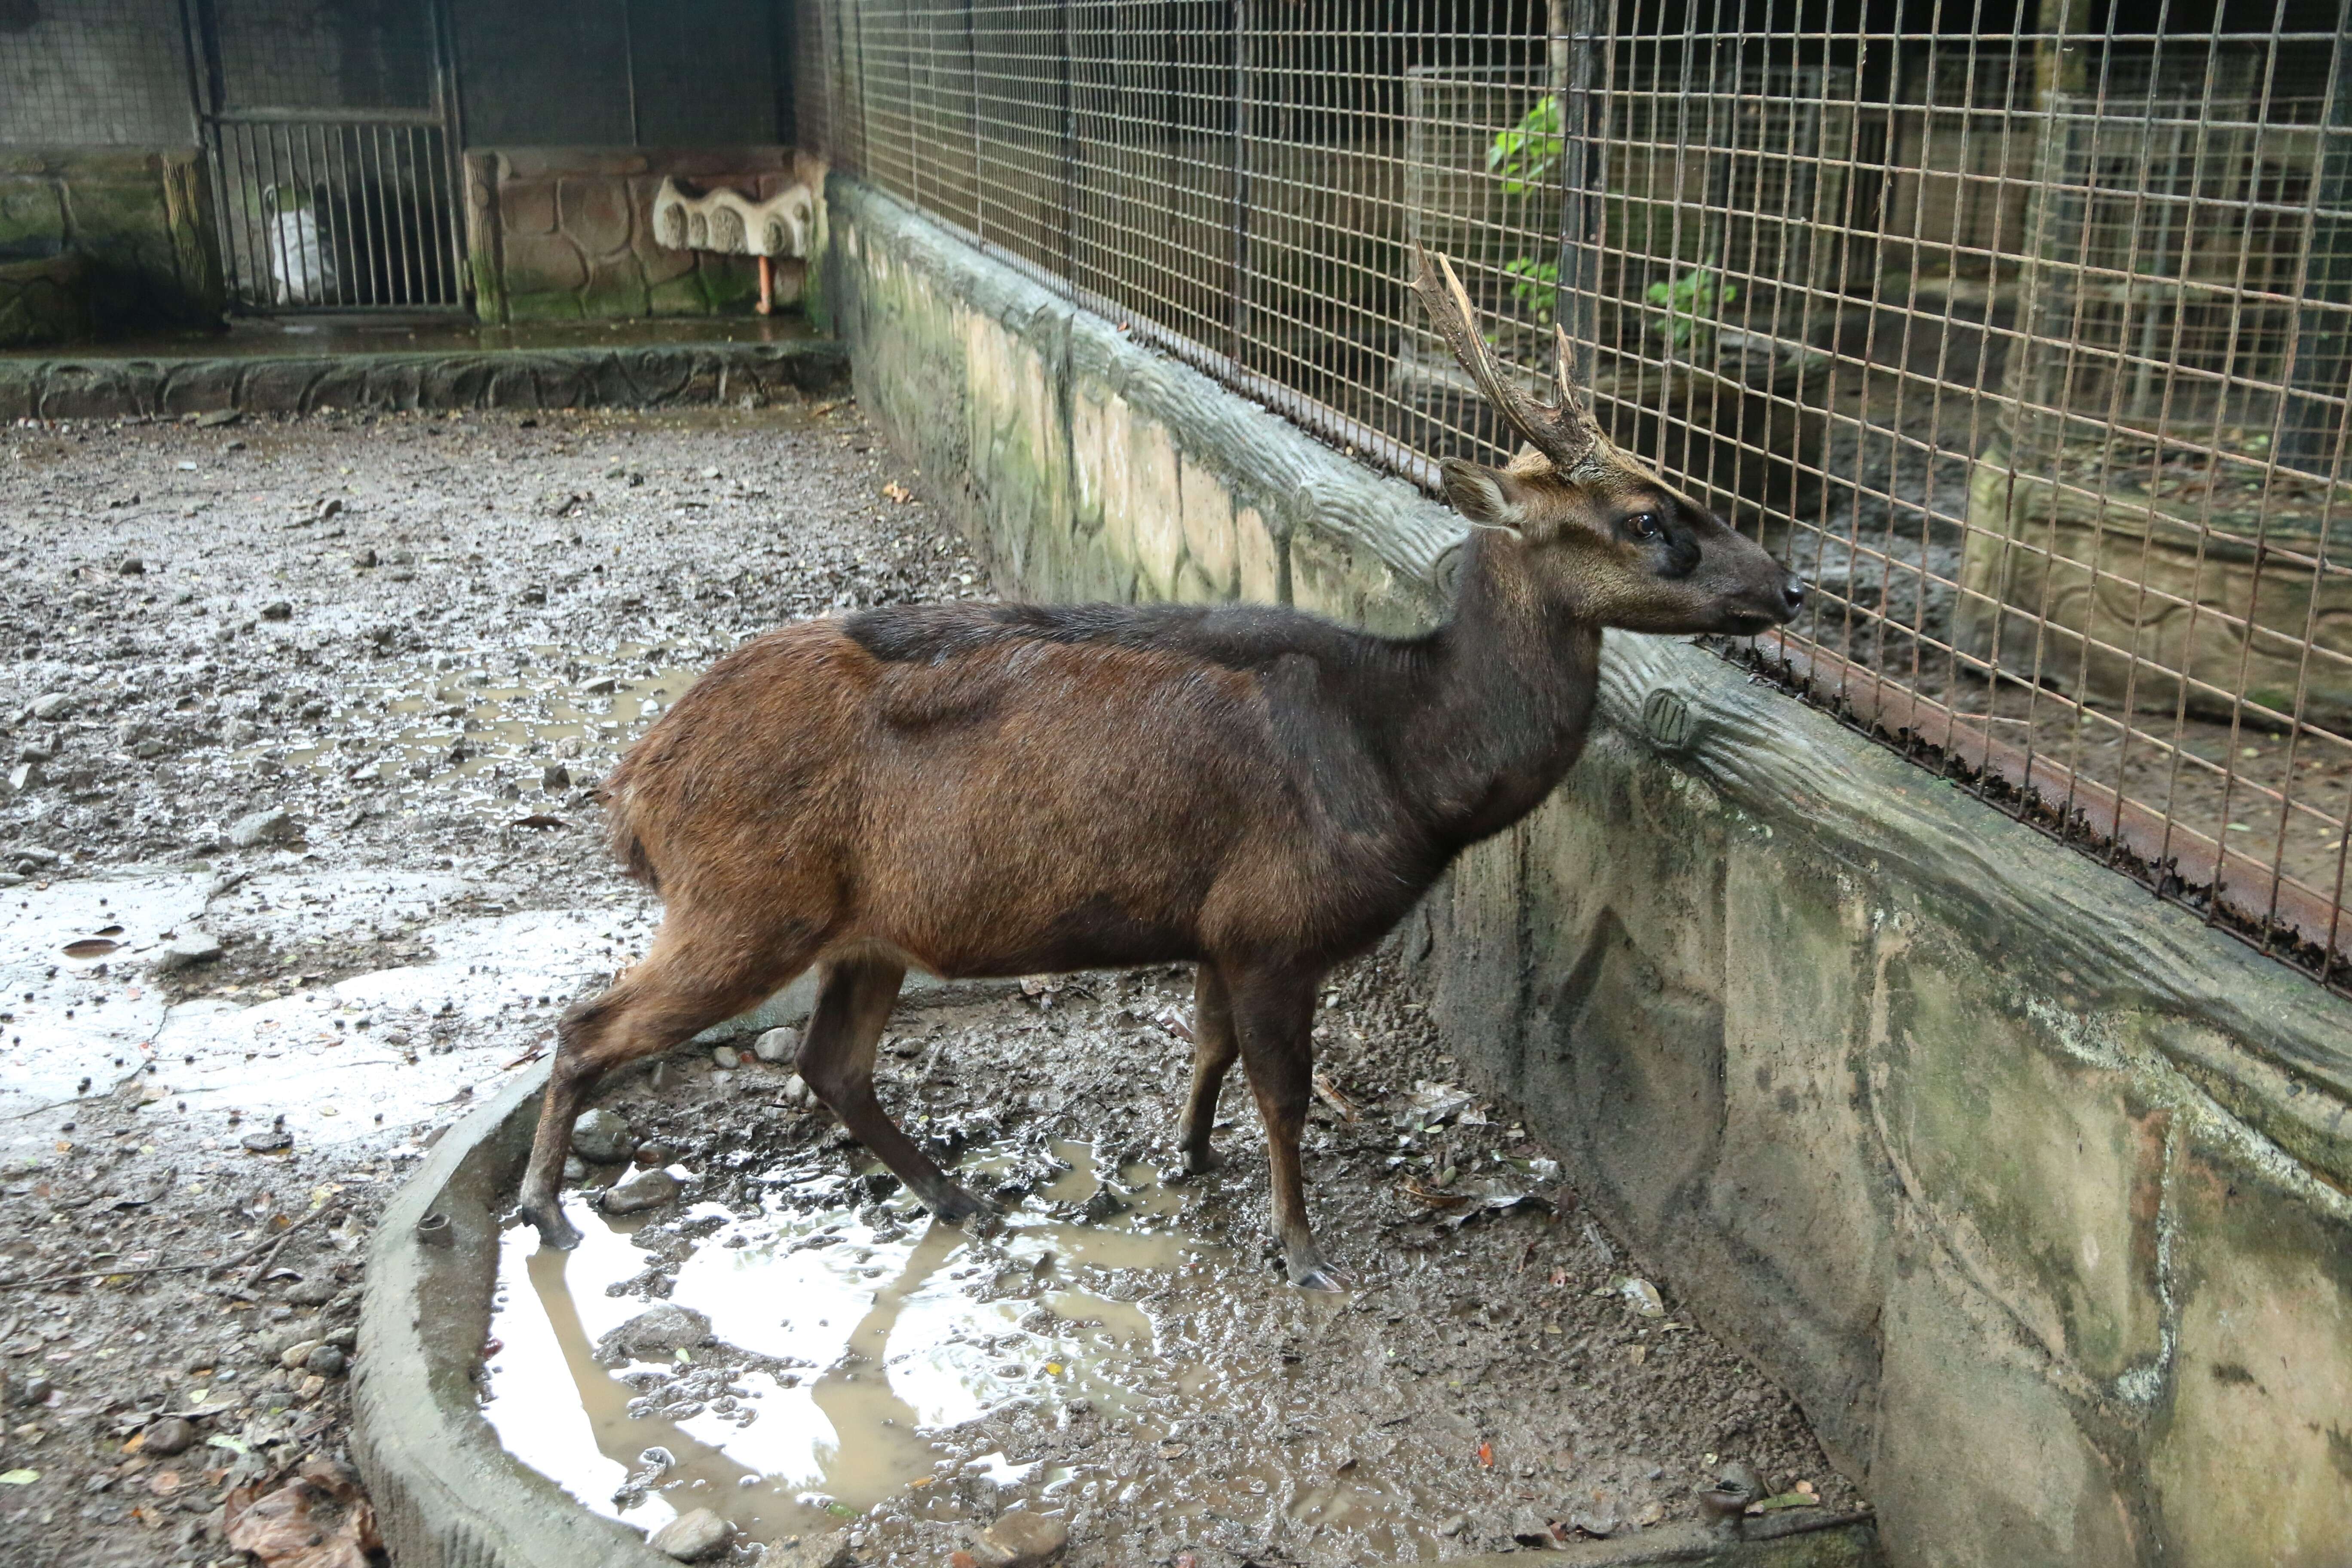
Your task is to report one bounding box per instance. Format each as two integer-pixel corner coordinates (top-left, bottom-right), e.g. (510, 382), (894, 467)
(487, 1134), (1458, 1553)
(0, 867), (653, 1163)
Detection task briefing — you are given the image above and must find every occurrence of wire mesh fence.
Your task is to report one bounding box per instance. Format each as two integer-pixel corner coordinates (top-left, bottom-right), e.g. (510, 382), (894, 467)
(789, 0), (2352, 992)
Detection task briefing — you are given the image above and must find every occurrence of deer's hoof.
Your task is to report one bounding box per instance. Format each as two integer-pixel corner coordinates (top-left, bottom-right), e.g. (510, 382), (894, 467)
(515, 1198), (582, 1251)
(929, 1185), (998, 1227)
(1289, 1260), (1349, 1293)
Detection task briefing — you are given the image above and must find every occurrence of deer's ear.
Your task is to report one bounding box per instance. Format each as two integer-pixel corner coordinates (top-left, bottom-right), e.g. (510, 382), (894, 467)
(1440, 457), (1522, 533)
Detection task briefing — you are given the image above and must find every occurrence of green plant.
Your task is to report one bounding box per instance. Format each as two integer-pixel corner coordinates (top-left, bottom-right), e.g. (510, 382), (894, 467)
(1487, 95), (1562, 197)
(1485, 98), (1564, 331)
(1504, 257), (1559, 328)
(1645, 263), (1735, 355)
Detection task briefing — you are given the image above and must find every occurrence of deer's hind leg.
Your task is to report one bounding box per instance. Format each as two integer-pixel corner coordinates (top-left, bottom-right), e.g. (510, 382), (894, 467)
(518, 917), (818, 1249)
(796, 951), (995, 1225)
(1175, 961), (1240, 1176)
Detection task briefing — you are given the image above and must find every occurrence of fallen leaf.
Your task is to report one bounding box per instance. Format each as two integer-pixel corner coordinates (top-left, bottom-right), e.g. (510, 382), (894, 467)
(1398, 1080), (1474, 1130)
(225, 1461), (380, 1568)
(1754, 1491), (1820, 1513)
(0, 1468), (37, 1484)
(881, 482), (913, 503)
(1611, 1276), (1666, 1317)
(1476, 1441), (1493, 1467)
(63, 938), (120, 959)
(1311, 1072), (1359, 1121)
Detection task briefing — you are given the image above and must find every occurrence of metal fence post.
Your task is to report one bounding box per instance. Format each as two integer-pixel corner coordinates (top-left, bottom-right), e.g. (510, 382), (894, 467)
(1553, 0), (1599, 392)
(1229, 0), (1250, 368)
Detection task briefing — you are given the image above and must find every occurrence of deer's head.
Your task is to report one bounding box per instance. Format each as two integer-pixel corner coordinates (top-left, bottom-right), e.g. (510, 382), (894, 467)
(1414, 247), (1804, 637)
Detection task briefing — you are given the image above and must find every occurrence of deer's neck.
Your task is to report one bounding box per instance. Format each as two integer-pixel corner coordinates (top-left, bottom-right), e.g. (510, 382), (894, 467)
(1404, 531), (1602, 847)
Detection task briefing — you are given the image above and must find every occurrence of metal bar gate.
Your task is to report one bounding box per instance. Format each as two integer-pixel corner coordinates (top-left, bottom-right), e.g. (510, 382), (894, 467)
(187, 0), (469, 313)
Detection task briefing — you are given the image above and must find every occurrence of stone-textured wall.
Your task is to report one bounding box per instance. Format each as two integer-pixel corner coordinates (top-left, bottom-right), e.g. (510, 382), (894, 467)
(463, 148), (819, 325)
(0, 148), (220, 342)
(819, 175), (2352, 1568)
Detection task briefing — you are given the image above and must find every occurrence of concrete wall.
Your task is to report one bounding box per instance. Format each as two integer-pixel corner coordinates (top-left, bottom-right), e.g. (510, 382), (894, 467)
(461, 147), (814, 324)
(0, 147), (220, 340)
(817, 175), (2352, 1568)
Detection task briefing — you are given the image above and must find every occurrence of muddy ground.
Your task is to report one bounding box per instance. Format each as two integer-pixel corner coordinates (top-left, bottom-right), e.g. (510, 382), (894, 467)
(0, 404), (1850, 1568)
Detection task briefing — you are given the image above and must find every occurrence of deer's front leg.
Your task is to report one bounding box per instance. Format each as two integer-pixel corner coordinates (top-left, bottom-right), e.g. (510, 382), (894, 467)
(1225, 961), (1342, 1291)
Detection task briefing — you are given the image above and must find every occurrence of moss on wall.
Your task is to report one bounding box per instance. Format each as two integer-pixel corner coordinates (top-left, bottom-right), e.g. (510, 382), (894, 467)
(0, 148), (220, 343)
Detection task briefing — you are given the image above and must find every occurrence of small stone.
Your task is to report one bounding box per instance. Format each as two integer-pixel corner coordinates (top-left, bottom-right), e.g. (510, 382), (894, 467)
(1568, 1510), (1619, 1539)
(353, 548), (379, 569)
(711, 1046), (741, 1070)
(260, 600), (292, 621)
(284, 1276), (337, 1306)
(241, 1127), (293, 1153)
(562, 1155), (587, 1182)
(649, 1508), (734, 1561)
(582, 676), (618, 695)
(150, 930), (224, 974)
(5, 762), (41, 794)
(541, 762), (570, 791)
(228, 808), (297, 848)
(601, 1167), (681, 1216)
(634, 1142), (674, 1167)
(773, 1529), (854, 1568)
(279, 1338), (325, 1370)
(30, 694), (73, 721)
(304, 1344), (347, 1378)
(143, 1417), (195, 1456)
(973, 1509), (1068, 1568)
(118, 557), (145, 576)
(753, 1026), (798, 1064)
(600, 1303), (712, 1360)
(571, 1107), (632, 1163)
(195, 408), (242, 428)
(783, 1073), (813, 1107)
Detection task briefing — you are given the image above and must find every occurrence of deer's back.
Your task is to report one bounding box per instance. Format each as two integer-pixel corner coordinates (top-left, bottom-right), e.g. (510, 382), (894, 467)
(609, 601), (1438, 972)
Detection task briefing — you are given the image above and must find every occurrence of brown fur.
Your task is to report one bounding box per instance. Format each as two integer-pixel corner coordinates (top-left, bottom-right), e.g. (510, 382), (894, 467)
(514, 254), (1803, 1291)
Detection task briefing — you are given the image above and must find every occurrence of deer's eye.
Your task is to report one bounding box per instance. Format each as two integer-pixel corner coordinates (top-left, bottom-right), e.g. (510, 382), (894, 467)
(1626, 513), (1663, 540)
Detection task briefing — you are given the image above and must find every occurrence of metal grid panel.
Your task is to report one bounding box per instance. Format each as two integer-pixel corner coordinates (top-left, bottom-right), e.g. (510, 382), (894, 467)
(192, 0), (467, 311)
(793, 0), (2352, 993)
(0, 0), (194, 147)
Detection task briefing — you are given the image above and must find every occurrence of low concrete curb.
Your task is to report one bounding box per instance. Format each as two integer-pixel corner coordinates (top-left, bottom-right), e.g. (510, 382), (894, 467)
(1452, 1514), (1882, 1567)
(351, 1062), (674, 1568)
(0, 337), (845, 420)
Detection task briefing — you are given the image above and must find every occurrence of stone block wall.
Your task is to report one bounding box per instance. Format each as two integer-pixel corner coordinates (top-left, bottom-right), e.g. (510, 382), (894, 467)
(0, 148), (220, 343)
(462, 147), (821, 325)
(819, 175), (2352, 1568)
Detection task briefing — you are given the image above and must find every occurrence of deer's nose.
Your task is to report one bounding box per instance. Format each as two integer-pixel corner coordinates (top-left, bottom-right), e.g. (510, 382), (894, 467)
(1780, 574), (1806, 617)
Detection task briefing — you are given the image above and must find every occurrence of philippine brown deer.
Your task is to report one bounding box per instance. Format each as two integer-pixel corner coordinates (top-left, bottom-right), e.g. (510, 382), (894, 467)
(514, 248), (1802, 1290)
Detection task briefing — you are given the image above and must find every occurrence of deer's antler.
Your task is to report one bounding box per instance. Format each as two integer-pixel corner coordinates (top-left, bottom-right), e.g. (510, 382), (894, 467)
(1410, 243), (1612, 475)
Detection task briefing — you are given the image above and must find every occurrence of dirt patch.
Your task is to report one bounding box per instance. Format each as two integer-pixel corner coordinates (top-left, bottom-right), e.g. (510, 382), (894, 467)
(0, 401), (973, 1568)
